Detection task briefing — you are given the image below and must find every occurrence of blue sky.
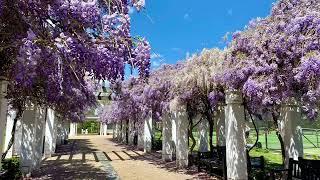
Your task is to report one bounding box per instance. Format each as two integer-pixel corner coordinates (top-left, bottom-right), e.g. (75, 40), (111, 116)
(129, 0), (276, 69)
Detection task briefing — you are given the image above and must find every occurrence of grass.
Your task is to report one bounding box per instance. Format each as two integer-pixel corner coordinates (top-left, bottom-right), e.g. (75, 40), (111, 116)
(154, 128), (320, 167)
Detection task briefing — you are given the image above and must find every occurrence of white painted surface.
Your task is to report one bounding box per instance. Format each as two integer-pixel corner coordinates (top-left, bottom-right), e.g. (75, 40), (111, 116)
(216, 104), (226, 146)
(20, 107), (46, 174)
(3, 110), (16, 158)
(128, 120), (134, 145)
(0, 78), (8, 168)
(170, 98), (189, 168)
(121, 121), (127, 143)
(225, 90), (248, 180)
(144, 114), (153, 153)
(199, 117), (209, 152)
(137, 122), (144, 150)
(13, 119), (22, 156)
(44, 109), (57, 157)
(279, 98), (303, 168)
(162, 112), (173, 161)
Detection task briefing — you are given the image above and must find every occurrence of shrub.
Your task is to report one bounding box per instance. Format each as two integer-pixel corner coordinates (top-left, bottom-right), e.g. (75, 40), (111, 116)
(1, 156), (22, 180)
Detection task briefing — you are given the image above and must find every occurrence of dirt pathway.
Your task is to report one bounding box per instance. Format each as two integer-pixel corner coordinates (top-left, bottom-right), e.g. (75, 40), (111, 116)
(32, 135), (215, 180)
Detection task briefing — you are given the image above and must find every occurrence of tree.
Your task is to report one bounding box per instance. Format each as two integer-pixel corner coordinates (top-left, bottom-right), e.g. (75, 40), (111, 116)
(0, 0), (150, 160)
(220, 0), (320, 163)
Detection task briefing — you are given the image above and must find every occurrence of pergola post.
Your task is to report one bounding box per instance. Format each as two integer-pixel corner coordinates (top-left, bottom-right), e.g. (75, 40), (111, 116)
(128, 119), (135, 145)
(69, 122), (77, 137)
(216, 104), (226, 146)
(0, 77), (8, 168)
(279, 98), (303, 168)
(112, 123), (116, 138)
(20, 106), (46, 175)
(137, 122), (144, 150)
(3, 109), (16, 159)
(199, 116), (209, 152)
(44, 109), (57, 157)
(121, 121), (127, 143)
(103, 123), (108, 135)
(144, 113), (153, 153)
(171, 116), (177, 154)
(225, 90), (248, 180)
(162, 112), (173, 161)
(171, 99), (189, 168)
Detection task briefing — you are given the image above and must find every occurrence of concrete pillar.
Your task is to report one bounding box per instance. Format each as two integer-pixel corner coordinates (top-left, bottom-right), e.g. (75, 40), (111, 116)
(55, 120), (62, 146)
(144, 113), (153, 153)
(121, 121), (127, 143)
(116, 122), (121, 141)
(279, 98), (303, 168)
(103, 123), (108, 135)
(162, 112), (173, 161)
(137, 122), (144, 150)
(12, 119), (22, 156)
(63, 121), (69, 141)
(174, 105), (189, 168)
(69, 122), (77, 137)
(0, 77), (8, 168)
(225, 90), (247, 180)
(20, 106), (46, 174)
(112, 123), (116, 138)
(3, 109), (16, 159)
(100, 122), (103, 135)
(172, 116), (177, 154)
(44, 109), (57, 157)
(128, 119), (135, 145)
(216, 104), (226, 146)
(199, 117), (209, 152)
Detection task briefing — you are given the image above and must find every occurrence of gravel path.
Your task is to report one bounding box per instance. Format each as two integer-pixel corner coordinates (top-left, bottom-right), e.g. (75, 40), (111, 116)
(31, 135), (216, 180)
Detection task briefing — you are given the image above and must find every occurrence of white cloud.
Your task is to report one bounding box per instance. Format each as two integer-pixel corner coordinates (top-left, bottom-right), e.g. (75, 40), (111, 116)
(150, 53), (165, 69)
(150, 53), (163, 59)
(128, 6), (135, 14)
(227, 9), (233, 16)
(183, 13), (191, 21)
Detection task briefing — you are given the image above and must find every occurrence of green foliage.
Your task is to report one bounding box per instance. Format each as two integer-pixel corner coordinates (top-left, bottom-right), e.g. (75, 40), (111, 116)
(79, 120), (99, 134)
(1, 157), (22, 180)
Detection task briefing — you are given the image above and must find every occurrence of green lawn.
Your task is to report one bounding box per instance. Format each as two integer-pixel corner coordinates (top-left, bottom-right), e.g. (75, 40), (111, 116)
(248, 130), (320, 156)
(155, 128), (320, 167)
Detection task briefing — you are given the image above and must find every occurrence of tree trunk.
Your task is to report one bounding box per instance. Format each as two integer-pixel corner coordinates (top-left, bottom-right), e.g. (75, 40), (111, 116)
(272, 113), (285, 165)
(1, 107), (24, 161)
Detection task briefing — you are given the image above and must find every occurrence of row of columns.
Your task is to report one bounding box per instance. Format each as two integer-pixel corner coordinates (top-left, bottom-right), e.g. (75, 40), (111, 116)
(0, 82), (69, 175)
(112, 90), (304, 180)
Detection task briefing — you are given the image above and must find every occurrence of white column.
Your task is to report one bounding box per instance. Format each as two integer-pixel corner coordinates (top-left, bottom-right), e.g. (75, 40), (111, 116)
(128, 120), (134, 145)
(121, 121), (127, 143)
(55, 120), (62, 146)
(199, 117), (209, 152)
(12, 119), (22, 156)
(44, 109), (57, 157)
(69, 122), (77, 137)
(171, 116), (177, 154)
(279, 98), (303, 168)
(216, 104), (226, 146)
(225, 90), (247, 180)
(0, 77), (8, 168)
(174, 105), (189, 168)
(137, 122), (144, 150)
(162, 112), (173, 161)
(112, 123), (116, 138)
(3, 109), (16, 159)
(170, 98), (189, 168)
(103, 123), (108, 136)
(100, 122), (103, 135)
(20, 106), (46, 174)
(63, 121), (69, 141)
(144, 113), (153, 153)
